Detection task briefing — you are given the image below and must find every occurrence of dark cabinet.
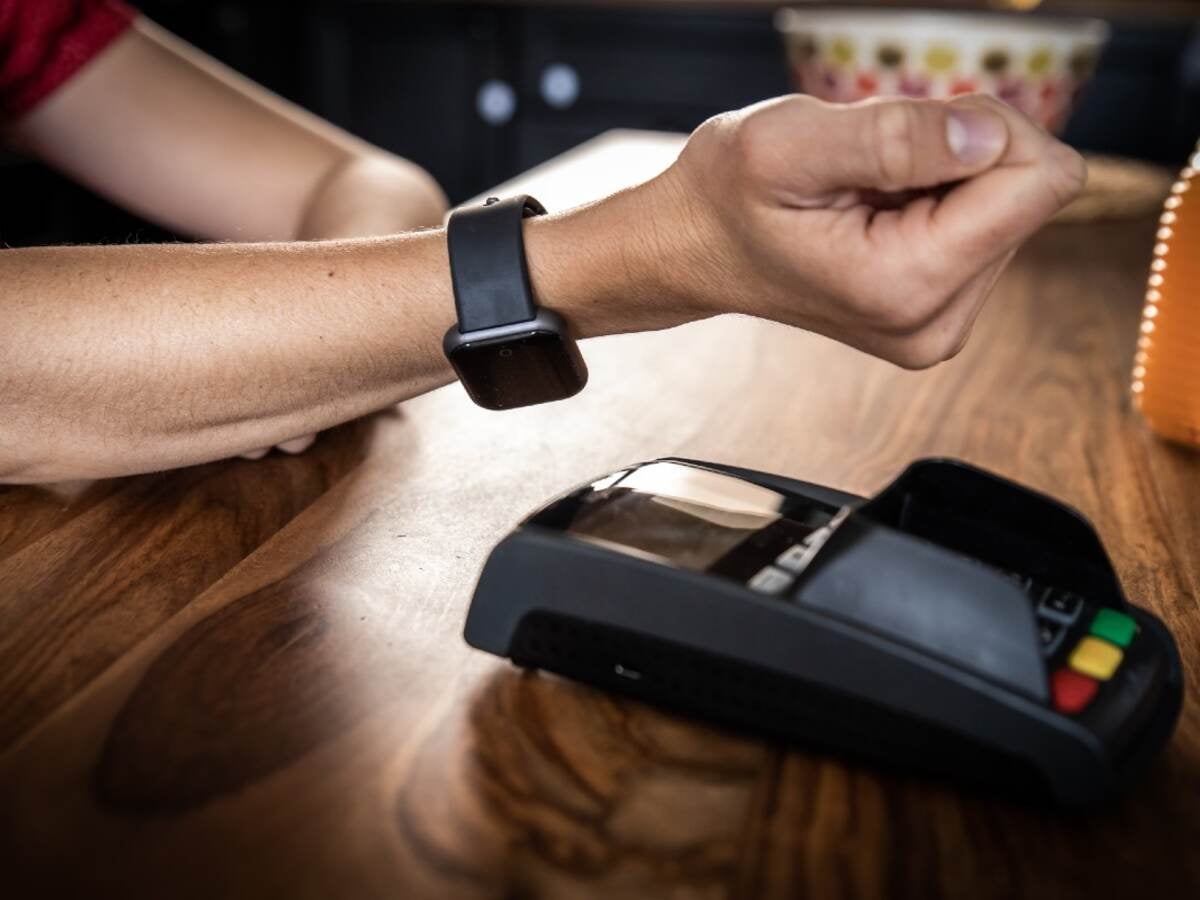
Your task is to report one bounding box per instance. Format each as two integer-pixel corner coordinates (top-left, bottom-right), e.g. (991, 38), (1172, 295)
(299, 4), (521, 202)
(513, 9), (788, 174)
(299, 3), (790, 202)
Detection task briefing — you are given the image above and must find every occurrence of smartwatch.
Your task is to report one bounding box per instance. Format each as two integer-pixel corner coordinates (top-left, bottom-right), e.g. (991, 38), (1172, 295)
(443, 195), (588, 410)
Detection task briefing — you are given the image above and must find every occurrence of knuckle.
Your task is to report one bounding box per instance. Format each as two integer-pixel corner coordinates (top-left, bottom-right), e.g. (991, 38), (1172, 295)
(870, 103), (919, 190)
(890, 324), (964, 370)
(866, 275), (948, 334)
(727, 111), (773, 181)
(677, 111), (745, 198)
(882, 299), (939, 334)
(947, 327), (974, 360)
(889, 349), (935, 371)
(694, 109), (736, 144)
(1047, 144), (1088, 207)
(682, 112), (729, 169)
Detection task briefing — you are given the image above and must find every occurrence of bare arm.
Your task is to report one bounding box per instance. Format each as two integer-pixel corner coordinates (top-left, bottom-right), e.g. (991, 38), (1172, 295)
(7, 17), (447, 241)
(4, 15), (448, 464)
(0, 93), (1085, 483)
(0, 193), (666, 482)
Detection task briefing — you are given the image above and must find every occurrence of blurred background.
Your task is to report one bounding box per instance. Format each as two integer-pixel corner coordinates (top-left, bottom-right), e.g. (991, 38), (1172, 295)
(1, 0), (1197, 247)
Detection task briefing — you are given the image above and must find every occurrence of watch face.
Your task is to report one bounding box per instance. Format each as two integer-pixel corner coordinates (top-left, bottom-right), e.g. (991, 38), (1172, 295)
(448, 329), (587, 410)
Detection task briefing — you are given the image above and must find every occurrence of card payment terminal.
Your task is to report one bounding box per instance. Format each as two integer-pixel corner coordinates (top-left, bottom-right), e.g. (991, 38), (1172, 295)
(463, 458), (1183, 808)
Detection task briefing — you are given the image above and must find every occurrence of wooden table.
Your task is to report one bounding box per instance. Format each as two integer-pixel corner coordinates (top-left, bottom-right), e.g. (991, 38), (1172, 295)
(1, 131), (1197, 900)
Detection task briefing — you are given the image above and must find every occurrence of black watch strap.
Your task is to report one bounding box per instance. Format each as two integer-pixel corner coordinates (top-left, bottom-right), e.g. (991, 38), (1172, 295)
(446, 195), (547, 334)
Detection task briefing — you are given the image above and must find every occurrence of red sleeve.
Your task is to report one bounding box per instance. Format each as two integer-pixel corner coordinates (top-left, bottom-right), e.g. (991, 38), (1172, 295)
(0, 0), (135, 121)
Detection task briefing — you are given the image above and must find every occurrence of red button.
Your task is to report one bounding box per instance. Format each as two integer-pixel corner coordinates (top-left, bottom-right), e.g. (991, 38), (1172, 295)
(1052, 667), (1099, 714)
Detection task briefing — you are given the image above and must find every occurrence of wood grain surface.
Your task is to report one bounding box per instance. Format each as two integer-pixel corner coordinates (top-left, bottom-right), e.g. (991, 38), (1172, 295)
(1, 132), (1197, 900)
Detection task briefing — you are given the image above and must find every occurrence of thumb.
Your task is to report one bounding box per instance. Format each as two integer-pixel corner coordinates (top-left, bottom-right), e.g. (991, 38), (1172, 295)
(755, 95), (1010, 197)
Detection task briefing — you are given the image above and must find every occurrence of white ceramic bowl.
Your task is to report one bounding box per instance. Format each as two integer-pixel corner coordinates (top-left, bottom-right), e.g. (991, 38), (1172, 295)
(776, 7), (1110, 132)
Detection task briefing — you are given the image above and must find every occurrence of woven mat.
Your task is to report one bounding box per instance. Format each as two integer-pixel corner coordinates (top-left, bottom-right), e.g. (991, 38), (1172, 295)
(1054, 154), (1176, 224)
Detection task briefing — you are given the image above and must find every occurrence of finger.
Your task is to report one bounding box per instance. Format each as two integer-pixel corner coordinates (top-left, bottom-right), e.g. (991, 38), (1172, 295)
(745, 94), (1009, 201)
(277, 433), (317, 455)
(847, 247), (1016, 369)
(921, 95), (1086, 270)
(938, 247), (1019, 358)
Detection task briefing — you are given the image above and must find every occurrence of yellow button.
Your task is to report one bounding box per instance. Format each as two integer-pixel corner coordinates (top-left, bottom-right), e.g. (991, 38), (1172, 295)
(1069, 637), (1123, 681)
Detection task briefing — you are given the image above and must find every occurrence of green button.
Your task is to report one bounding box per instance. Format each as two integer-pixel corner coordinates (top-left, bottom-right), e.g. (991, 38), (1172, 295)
(1090, 608), (1137, 647)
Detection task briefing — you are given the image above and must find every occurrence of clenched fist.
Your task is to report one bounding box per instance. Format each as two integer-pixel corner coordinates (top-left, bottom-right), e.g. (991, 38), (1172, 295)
(552, 93), (1087, 370)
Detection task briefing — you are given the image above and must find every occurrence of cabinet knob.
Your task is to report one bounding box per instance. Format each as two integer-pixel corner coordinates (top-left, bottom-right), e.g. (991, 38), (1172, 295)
(476, 79), (516, 126)
(540, 63), (580, 110)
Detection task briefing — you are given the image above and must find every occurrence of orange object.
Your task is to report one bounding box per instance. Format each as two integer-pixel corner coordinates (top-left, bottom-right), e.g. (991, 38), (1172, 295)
(1132, 142), (1200, 449)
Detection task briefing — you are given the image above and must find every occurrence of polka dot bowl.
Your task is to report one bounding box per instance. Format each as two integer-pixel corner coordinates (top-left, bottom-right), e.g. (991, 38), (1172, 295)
(775, 7), (1110, 133)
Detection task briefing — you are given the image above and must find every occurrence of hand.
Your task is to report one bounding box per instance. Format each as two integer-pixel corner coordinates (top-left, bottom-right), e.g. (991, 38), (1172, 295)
(642, 94), (1086, 368)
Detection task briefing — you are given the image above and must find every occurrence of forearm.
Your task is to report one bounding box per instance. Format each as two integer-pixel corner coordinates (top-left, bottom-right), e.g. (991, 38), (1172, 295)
(0, 182), (683, 483)
(11, 19), (451, 244)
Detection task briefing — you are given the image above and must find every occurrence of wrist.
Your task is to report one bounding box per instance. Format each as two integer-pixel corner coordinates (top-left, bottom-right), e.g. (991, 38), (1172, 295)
(522, 175), (713, 339)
